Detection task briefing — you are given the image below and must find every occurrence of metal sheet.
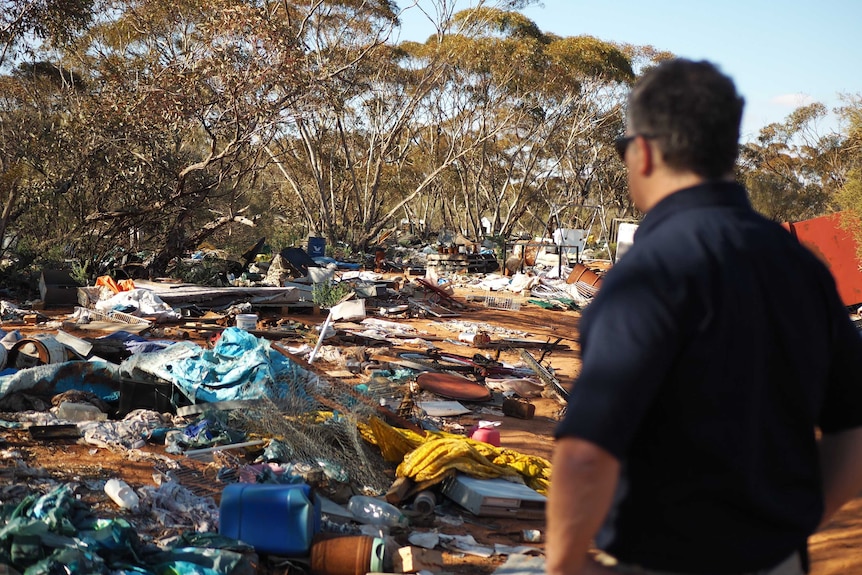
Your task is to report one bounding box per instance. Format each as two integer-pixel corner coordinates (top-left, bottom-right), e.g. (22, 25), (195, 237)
(786, 212), (862, 307)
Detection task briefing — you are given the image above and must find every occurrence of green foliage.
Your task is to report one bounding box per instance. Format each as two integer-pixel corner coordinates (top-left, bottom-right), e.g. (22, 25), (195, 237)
(837, 169), (862, 258)
(312, 281), (353, 308)
(69, 260), (89, 286)
(265, 226), (305, 254)
(168, 256), (240, 287)
(739, 103), (840, 223)
(834, 95), (862, 261)
(455, 7), (547, 42)
(546, 36), (635, 86)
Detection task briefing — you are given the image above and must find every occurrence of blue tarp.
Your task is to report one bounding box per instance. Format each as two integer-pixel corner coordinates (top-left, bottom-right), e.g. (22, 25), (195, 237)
(0, 328), (316, 409)
(0, 361), (119, 402)
(119, 327), (316, 404)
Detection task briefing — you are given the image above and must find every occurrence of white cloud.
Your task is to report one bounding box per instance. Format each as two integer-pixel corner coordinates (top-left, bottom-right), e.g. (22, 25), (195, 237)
(769, 93), (816, 108)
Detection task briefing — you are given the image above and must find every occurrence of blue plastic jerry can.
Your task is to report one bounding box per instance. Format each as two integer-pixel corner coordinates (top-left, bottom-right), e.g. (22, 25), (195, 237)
(219, 482), (321, 556)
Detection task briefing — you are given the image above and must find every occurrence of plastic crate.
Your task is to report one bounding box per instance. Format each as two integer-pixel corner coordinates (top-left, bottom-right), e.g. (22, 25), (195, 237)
(118, 378), (189, 415)
(74, 306), (152, 327)
(483, 296), (521, 311)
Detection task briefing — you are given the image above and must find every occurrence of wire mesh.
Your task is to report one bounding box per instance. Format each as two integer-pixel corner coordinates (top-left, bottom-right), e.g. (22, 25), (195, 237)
(224, 377), (392, 494)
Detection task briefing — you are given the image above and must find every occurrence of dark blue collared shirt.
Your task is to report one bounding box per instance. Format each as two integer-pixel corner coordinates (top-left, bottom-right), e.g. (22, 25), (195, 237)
(556, 181), (862, 573)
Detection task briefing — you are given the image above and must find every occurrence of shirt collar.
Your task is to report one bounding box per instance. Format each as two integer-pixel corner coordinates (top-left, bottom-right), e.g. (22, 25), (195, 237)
(636, 181), (751, 239)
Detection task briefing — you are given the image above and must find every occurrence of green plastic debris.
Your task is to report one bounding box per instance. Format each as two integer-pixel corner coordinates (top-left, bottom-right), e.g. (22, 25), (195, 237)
(0, 484), (255, 575)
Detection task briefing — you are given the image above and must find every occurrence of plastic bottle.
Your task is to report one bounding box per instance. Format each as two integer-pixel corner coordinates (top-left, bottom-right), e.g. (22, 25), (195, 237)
(347, 495), (408, 528)
(412, 490), (437, 516)
(104, 479), (140, 511)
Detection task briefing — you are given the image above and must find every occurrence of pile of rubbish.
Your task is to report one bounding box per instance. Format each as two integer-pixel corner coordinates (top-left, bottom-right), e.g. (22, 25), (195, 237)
(0, 263), (580, 573)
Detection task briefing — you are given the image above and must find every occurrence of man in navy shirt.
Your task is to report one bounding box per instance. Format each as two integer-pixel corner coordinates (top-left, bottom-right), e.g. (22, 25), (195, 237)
(547, 59), (862, 575)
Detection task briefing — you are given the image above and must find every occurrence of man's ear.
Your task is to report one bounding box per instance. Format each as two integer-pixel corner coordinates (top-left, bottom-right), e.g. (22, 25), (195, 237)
(633, 135), (654, 176)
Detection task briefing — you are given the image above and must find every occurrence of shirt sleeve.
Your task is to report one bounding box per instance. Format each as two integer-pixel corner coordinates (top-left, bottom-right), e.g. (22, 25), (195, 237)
(555, 257), (687, 459)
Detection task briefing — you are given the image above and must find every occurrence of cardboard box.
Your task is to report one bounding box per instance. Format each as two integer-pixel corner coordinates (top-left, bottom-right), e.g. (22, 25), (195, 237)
(442, 474), (546, 520)
(394, 546), (443, 573)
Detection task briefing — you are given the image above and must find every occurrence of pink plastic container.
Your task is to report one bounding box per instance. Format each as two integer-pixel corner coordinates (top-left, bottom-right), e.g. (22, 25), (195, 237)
(470, 427), (501, 447)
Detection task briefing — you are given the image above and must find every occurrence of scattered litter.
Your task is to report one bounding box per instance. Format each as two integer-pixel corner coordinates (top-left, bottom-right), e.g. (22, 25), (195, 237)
(439, 533), (495, 557)
(485, 295), (521, 311)
(416, 401), (472, 417)
(408, 531), (441, 549)
(492, 554), (547, 574)
(0, 243), (594, 574)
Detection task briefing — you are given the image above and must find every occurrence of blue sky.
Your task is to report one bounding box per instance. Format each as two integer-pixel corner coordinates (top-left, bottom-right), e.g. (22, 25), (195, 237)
(398, 0), (862, 141)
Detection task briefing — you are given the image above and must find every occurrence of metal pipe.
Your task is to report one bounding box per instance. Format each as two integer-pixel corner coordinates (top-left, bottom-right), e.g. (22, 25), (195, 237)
(308, 309), (334, 364)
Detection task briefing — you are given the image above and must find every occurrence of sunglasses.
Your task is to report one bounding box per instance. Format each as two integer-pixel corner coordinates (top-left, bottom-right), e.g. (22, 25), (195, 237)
(614, 134), (657, 161)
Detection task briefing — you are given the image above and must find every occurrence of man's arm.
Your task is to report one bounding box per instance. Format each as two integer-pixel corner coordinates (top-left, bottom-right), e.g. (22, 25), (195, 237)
(546, 436), (621, 575)
(819, 427), (862, 528)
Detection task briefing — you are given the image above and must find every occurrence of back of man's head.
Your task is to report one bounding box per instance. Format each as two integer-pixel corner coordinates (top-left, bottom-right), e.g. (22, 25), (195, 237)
(627, 59), (744, 180)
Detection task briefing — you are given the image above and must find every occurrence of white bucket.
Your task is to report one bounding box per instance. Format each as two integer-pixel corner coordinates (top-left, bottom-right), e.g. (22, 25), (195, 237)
(235, 313), (258, 331)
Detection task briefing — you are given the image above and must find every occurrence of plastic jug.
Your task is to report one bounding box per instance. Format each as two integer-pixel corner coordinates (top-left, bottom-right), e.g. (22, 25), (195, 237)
(219, 482), (321, 556)
(104, 479), (140, 511)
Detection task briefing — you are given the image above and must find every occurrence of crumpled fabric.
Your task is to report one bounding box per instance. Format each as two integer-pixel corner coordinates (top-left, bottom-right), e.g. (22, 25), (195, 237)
(0, 360), (119, 402)
(507, 272), (541, 294)
(138, 481), (220, 533)
(0, 484), (255, 574)
(80, 409), (171, 449)
(362, 417), (551, 494)
(173, 412), (246, 451)
(101, 330), (177, 355)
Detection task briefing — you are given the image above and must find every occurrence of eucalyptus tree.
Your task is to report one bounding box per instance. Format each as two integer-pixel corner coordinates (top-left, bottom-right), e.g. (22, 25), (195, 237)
(834, 95), (862, 255)
(0, 0), (97, 267)
(58, 0), (329, 275)
(413, 8), (635, 242)
(0, 0), (95, 68)
(264, 0), (486, 250)
(739, 103), (842, 223)
(0, 61), (93, 266)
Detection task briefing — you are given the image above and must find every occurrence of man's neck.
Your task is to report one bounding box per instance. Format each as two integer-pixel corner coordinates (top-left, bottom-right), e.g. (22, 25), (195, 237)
(639, 171), (705, 213)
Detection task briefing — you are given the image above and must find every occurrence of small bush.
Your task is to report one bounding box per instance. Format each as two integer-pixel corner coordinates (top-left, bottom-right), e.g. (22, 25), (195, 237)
(312, 281), (353, 308)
